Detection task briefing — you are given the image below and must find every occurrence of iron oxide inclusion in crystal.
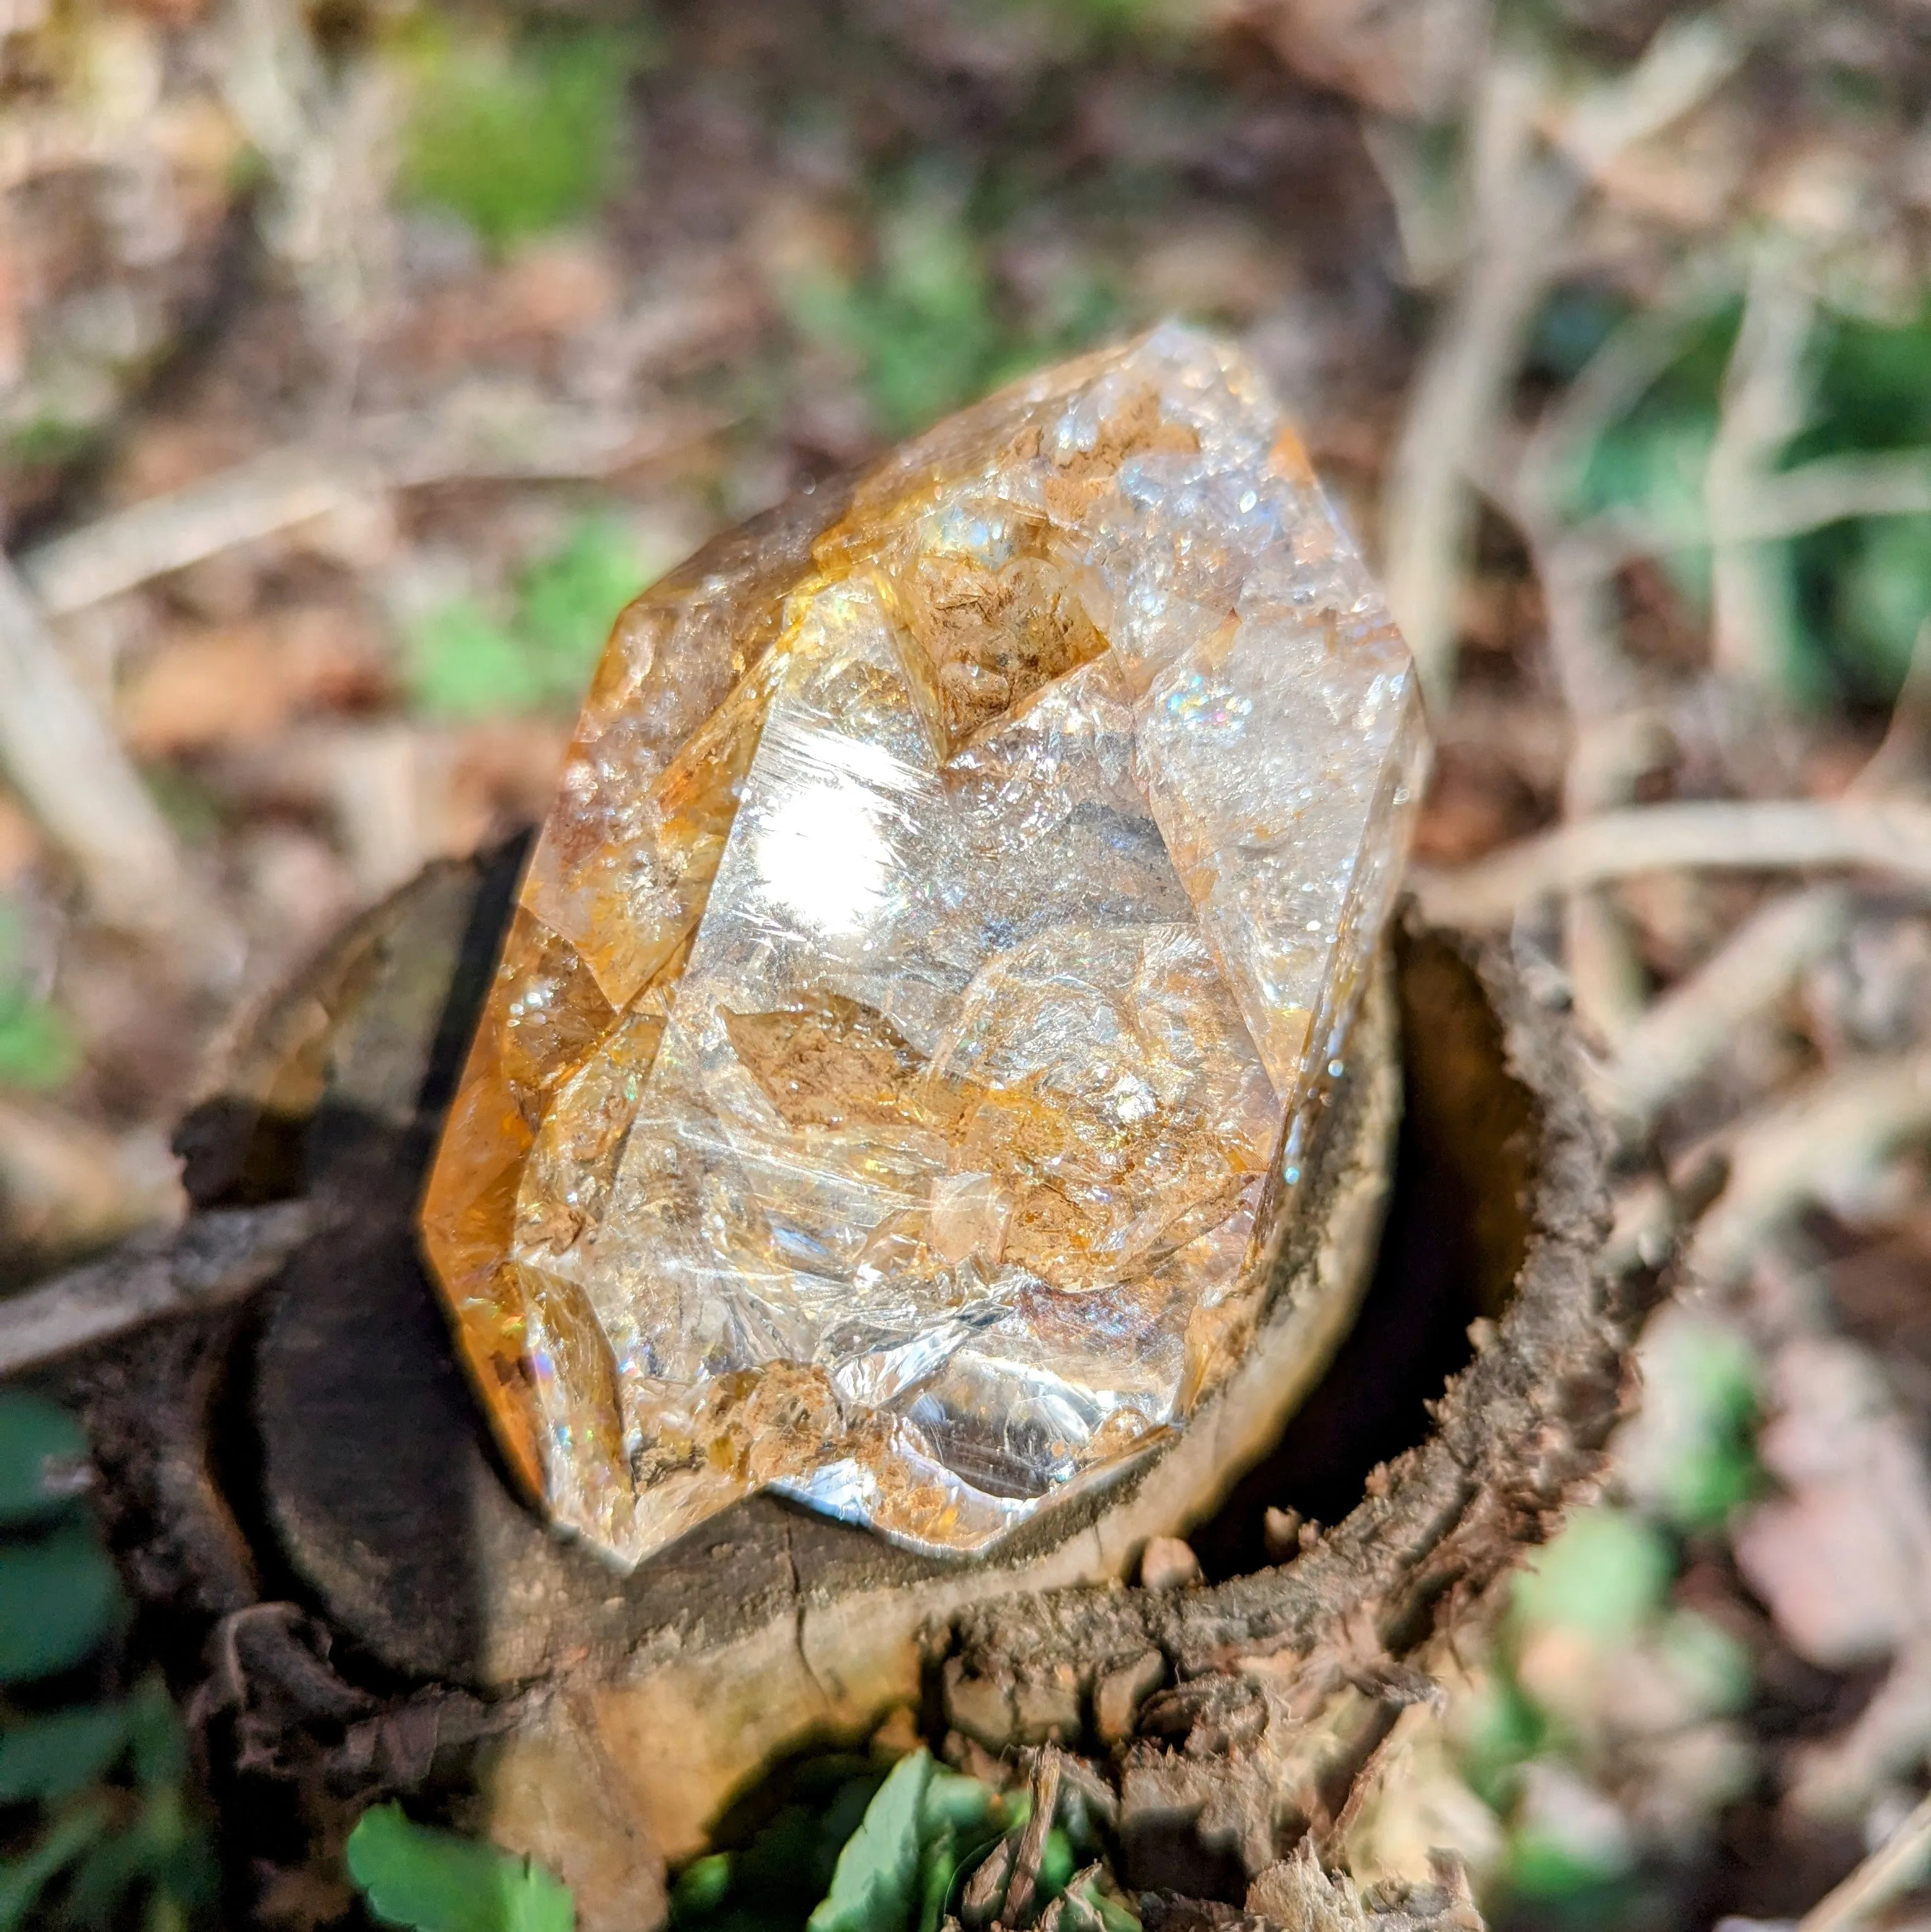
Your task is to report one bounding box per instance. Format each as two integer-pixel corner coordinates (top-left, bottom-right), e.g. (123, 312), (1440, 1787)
(421, 326), (1426, 1567)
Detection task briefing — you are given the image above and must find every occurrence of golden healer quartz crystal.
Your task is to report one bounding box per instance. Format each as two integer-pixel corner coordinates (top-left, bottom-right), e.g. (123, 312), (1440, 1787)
(420, 325), (1427, 1567)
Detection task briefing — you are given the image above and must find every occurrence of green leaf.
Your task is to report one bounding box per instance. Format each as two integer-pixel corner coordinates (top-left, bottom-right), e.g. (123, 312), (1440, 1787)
(0, 1797), (112, 1931)
(1630, 1317), (1760, 1534)
(1070, 1875), (1141, 1932)
(1039, 1829), (1076, 1904)
(0, 989), (79, 1091)
(1458, 1672), (1546, 1813)
(404, 521), (652, 722)
(0, 1704), (129, 1804)
(914, 1826), (955, 1932)
(777, 168), (1104, 440)
(1514, 1508), (1671, 1645)
(405, 603), (544, 720)
(127, 1675), (190, 1792)
(63, 1781), (216, 1930)
(1507, 1826), (1634, 1903)
(806, 1748), (931, 1932)
(671, 1853), (733, 1920)
(0, 1527), (123, 1682)
(516, 520), (651, 703)
(911, 1772), (1006, 1932)
(0, 904), (77, 1092)
(0, 1392), (90, 1527)
(918, 1769), (996, 1839)
(347, 1806), (575, 1932)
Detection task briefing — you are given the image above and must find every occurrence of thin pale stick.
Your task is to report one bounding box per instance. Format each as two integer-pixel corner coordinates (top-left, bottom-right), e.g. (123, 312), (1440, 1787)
(1603, 883), (1856, 1124)
(20, 397), (699, 619)
(1690, 1051), (1931, 1285)
(0, 547), (185, 931)
(1798, 1769), (1931, 1930)
(1414, 796), (1931, 926)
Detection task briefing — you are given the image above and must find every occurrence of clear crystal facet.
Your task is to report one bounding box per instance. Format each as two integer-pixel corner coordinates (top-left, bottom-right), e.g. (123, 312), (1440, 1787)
(421, 325), (1426, 1566)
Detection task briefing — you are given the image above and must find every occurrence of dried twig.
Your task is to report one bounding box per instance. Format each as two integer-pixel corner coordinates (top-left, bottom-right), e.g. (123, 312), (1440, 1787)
(1688, 1051), (1931, 1283)
(1853, 617), (1931, 798)
(214, 0), (395, 383)
(1383, 50), (1565, 703)
(0, 1104), (181, 1261)
(1601, 884), (1856, 1126)
(1706, 253), (1813, 686)
(1382, 13), (1740, 701)
(1798, 1780), (1931, 1931)
(1496, 272), (1737, 1047)
(19, 392), (705, 619)
(1414, 796), (1931, 926)
(19, 449), (368, 620)
(1001, 1749), (1063, 1930)
(1721, 450), (1931, 544)
(1532, 533), (1652, 1042)
(0, 546), (185, 931)
(1571, 445), (1931, 566)
(0, 1202), (316, 1377)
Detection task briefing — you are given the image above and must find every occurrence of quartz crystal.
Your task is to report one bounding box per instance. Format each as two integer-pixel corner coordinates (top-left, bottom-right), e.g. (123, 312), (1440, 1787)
(421, 325), (1426, 1567)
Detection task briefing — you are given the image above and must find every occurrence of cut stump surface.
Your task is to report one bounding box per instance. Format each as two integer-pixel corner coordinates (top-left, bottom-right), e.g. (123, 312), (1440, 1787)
(14, 841), (1637, 1931)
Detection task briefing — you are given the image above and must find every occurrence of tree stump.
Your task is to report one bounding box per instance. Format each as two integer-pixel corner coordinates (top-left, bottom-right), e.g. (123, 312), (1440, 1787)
(16, 838), (1638, 1931)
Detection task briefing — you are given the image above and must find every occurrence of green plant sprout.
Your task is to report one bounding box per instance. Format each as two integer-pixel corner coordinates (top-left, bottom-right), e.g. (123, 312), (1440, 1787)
(395, 22), (652, 251)
(0, 1391), (215, 1931)
(1451, 1502), (1753, 1926)
(0, 901), (78, 1093)
(780, 170), (1123, 438)
(661, 1747), (1135, 1932)
(405, 517), (659, 721)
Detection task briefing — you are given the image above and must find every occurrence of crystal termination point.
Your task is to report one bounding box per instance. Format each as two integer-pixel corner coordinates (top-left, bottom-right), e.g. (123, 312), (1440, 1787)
(421, 326), (1427, 1567)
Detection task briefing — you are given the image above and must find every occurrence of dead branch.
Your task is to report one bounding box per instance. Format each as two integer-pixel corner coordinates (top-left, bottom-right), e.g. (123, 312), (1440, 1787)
(0, 1201), (316, 1377)
(0, 546), (186, 932)
(1602, 884), (1856, 1127)
(19, 392), (708, 619)
(1798, 1781), (1931, 1931)
(1413, 796), (1931, 926)
(1852, 617), (1931, 797)
(1706, 254), (1812, 686)
(0, 1102), (182, 1263)
(1382, 50), (1567, 703)
(1689, 1052), (1931, 1283)
(1382, 13), (1741, 701)
(19, 450), (367, 620)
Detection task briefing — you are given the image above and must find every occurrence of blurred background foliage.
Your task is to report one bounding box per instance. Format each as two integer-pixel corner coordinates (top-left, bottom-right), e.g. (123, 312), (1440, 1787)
(393, 23), (656, 254)
(0, 1393), (214, 1929)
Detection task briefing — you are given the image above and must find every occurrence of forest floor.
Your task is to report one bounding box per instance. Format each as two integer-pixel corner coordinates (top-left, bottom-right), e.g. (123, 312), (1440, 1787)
(9, 0), (1931, 1924)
